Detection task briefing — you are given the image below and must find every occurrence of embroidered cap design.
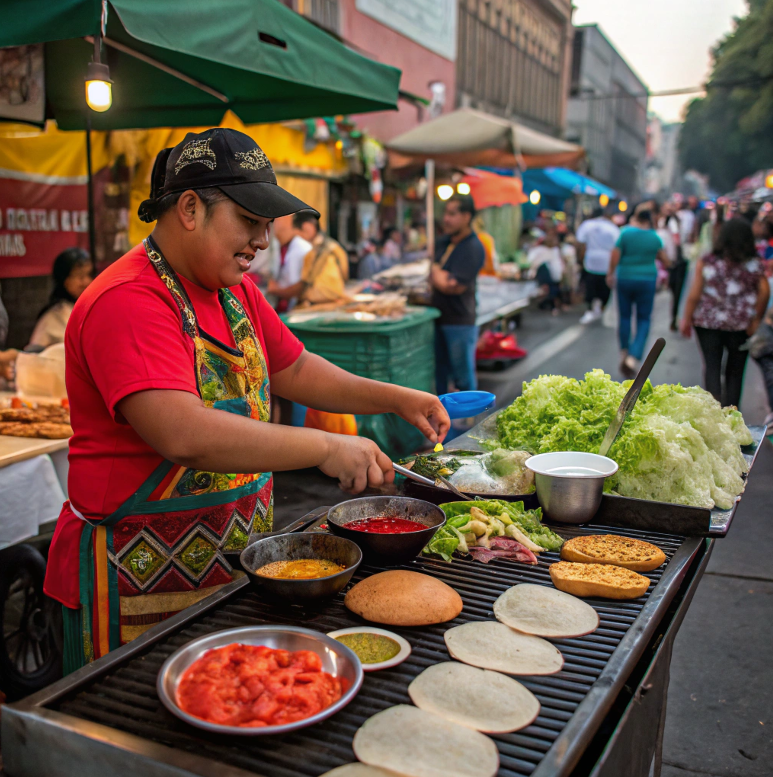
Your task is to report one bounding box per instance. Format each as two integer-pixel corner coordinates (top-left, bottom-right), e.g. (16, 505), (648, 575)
(234, 147), (271, 171)
(175, 138), (217, 174)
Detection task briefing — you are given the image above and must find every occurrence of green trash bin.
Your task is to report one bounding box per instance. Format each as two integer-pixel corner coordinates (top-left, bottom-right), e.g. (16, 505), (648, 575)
(284, 307), (439, 458)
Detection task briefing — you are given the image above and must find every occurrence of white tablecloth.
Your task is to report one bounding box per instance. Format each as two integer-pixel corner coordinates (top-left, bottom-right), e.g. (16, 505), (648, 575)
(0, 453), (67, 549)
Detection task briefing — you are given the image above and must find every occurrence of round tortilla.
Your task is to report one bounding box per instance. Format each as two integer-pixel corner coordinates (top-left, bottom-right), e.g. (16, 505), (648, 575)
(319, 765), (401, 777)
(408, 662), (540, 733)
(444, 621), (563, 675)
(493, 583), (599, 638)
(353, 705), (499, 777)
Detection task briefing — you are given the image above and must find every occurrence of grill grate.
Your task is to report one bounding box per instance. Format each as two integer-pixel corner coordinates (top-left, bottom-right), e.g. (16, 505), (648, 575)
(52, 524), (688, 777)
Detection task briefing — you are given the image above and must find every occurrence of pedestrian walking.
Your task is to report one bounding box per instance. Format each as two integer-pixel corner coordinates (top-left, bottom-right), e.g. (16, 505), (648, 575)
(431, 195), (485, 393)
(607, 210), (668, 378)
(576, 206), (620, 323)
(680, 218), (770, 408)
(747, 307), (773, 426)
(527, 225), (564, 315)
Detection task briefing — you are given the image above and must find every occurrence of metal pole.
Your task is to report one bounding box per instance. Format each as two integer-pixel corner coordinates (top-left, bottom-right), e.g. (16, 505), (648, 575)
(425, 159), (435, 259)
(85, 115), (97, 271)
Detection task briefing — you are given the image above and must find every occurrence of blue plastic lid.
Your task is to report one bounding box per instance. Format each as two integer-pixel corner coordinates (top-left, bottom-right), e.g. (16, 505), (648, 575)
(438, 391), (496, 419)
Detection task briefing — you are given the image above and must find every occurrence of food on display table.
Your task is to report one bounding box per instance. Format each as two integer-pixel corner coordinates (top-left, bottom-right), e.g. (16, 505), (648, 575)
(496, 370), (752, 510)
(0, 421), (73, 439)
(0, 401), (72, 438)
(176, 644), (345, 728)
(254, 558), (346, 580)
(408, 661), (540, 734)
(494, 583), (599, 638)
(409, 454), (462, 480)
(344, 570), (463, 626)
(345, 516), (425, 534)
(549, 561), (651, 600)
(561, 535), (666, 572)
(423, 500), (564, 562)
(444, 621), (563, 676)
(353, 704), (500, 777)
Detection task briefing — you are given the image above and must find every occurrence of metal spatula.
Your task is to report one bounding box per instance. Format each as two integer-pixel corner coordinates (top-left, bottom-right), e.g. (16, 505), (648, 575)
(392, 462), (474, 501)
(598, 337), (666, 458)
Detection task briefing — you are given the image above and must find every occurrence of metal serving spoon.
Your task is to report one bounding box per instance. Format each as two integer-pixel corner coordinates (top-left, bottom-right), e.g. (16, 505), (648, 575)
(392, 462), (474, 502)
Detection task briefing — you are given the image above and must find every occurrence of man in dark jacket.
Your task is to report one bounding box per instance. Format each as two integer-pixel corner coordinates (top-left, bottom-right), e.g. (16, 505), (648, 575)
(430, 195), (485, 393)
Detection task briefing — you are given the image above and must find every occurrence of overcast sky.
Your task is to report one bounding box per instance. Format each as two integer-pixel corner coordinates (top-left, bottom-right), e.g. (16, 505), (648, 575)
(572, 0), (748, 122)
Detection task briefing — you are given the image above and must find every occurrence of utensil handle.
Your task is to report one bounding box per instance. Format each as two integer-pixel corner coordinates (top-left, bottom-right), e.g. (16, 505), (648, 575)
(598, 337), (666, 457)
(392, 462), (435, 486)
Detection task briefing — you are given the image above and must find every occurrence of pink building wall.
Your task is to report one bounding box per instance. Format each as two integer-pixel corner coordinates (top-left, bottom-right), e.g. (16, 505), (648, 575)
(340, 0), (457, 143)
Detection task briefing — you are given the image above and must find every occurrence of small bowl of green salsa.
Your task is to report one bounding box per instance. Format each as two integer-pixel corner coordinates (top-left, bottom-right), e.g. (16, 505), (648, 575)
(327, 627), (411, 672)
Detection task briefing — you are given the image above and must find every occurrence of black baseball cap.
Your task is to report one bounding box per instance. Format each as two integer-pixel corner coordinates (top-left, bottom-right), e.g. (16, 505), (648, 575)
(138, 128), (320, 223)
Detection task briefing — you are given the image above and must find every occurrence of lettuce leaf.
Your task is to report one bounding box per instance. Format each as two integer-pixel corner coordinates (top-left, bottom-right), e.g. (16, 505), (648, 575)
(494, 370), (750, 509)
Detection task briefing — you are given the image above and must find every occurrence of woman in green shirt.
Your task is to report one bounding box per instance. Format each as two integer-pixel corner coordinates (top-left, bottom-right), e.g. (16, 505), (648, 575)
(607, 210), (669, 377)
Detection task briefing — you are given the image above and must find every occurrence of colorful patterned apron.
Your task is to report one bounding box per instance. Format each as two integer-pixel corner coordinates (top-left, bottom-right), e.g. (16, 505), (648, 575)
(76, 237), (272, 663)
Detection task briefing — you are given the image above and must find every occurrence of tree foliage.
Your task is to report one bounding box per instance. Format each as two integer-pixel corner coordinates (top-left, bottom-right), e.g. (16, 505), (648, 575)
(680, 0), (773, 192)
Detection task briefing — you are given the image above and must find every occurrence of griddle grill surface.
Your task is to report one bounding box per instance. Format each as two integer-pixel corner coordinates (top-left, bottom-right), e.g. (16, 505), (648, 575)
(53, 525), (687, 777)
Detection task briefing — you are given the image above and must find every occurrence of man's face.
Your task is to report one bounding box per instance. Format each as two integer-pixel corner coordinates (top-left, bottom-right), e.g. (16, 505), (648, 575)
(272, 215), (294, 246)
(297, 220), (318, 243)
(189, 196), (272, 289)
(443, 201), (470, 235)
(688, 196), (699, 210)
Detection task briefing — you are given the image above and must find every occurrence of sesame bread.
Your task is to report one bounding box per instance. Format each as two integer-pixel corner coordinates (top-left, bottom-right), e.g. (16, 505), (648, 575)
(560, 535), (666, 572)
(549, 561), (651, 600)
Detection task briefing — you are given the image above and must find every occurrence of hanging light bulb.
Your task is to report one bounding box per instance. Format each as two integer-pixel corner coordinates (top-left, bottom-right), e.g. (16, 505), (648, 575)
(437, 184), (454, 200)
(529, 190), (541, 205)
(599, 193), (609, 207)
(85, 61), (113, 112)
(618, 200), (628, 212)
(456, 182), (471, 195)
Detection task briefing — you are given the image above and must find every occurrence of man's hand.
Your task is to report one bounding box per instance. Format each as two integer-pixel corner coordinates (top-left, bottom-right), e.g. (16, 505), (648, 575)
(0, 349), (17, 382)
(605, 272), (616, 289)
(318, 434), (394, 493)
(392, 388), (451, 444)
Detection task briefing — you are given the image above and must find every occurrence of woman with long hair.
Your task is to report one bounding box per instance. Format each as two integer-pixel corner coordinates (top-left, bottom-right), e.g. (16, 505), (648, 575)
(28, 247), (93, 349)
(681, 218), (770, 407)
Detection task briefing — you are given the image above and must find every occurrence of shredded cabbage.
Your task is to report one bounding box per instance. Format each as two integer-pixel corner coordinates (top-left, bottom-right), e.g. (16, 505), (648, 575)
(496, 370), (751, 509)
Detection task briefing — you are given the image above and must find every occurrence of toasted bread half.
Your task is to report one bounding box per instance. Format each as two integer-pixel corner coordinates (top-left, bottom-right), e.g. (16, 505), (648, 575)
(549, 562), (651, 600)
(560, 535), (666, 572)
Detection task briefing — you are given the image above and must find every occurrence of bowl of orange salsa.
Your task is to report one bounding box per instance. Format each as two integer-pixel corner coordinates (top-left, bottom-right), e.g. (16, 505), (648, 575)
(157, 625), (364, 735)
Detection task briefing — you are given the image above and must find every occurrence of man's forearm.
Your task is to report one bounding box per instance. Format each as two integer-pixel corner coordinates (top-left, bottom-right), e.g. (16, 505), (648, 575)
(119, 390), (332, 474)
(272, 351), (409, 415)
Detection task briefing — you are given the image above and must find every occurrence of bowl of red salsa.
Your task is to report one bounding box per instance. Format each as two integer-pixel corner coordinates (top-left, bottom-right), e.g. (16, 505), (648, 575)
(157, 625), (363, 735)
(327, 496), (446, 564)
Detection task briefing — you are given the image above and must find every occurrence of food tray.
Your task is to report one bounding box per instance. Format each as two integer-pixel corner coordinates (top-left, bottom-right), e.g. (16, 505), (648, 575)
(3, 519), (704, 777)
(446, 415), (767, 538)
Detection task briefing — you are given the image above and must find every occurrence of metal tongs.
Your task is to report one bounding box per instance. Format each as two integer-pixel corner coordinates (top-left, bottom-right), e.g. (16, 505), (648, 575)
(392, 461), (474, 501)
(598, 337), (666, 457)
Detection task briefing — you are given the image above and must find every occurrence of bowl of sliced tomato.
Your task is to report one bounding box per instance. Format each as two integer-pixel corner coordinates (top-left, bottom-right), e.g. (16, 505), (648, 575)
(157, 625), (363, 735)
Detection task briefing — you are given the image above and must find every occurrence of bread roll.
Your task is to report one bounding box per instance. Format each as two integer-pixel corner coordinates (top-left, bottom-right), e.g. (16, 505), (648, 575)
(549, 561), (651, 600)
(561, 535), (666, 572)
(344, 570), (462, 626)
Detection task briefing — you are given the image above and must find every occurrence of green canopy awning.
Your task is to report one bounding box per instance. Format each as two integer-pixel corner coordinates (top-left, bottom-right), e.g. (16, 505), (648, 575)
(1, 0), (400, 130)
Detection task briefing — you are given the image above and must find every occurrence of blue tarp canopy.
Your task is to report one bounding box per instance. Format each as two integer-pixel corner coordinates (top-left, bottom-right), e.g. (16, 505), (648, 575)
(523, 167), (616, 200)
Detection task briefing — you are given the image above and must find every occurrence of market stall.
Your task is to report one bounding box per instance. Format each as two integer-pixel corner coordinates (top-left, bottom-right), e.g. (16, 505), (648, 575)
(2, 368), (763, 777)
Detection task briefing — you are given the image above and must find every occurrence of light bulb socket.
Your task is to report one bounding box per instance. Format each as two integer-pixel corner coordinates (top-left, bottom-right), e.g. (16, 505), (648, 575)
(85, 60), (112, 84)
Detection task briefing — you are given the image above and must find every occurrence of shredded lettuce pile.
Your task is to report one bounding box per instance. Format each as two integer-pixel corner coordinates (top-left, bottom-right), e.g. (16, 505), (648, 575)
(496, 370), (752, 510)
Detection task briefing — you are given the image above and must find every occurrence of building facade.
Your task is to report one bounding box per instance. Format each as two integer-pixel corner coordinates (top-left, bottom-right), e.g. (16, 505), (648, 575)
(643, 114), (681, 199)
(455, 0), (574, 137)
(565, 24), (648, 200)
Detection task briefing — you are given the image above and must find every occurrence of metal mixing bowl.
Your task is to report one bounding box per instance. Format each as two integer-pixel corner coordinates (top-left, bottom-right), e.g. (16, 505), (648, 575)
(240, 533), (361, 602)
(157, 625), (363, 736)
(526, 451), (619, 524)
(327, 496), (446, 563)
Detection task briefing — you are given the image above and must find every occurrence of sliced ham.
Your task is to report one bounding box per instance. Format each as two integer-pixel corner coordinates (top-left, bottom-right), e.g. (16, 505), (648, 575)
(468, 537), (538, 565)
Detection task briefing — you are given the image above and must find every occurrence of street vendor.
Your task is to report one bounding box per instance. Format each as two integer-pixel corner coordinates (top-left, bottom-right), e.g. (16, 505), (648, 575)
(44, 128), (450, 672)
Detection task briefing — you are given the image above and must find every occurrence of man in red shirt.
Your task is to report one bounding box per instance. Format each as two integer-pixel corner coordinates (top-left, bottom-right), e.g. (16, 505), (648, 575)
(46, 128), (449, 671)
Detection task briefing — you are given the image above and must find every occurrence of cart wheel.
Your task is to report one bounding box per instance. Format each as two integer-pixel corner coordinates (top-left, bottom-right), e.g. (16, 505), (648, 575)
(0, 544), (62, 700)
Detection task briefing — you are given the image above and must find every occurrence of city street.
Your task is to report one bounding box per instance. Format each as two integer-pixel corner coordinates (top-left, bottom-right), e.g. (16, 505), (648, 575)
(275, 294), (773, 777)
